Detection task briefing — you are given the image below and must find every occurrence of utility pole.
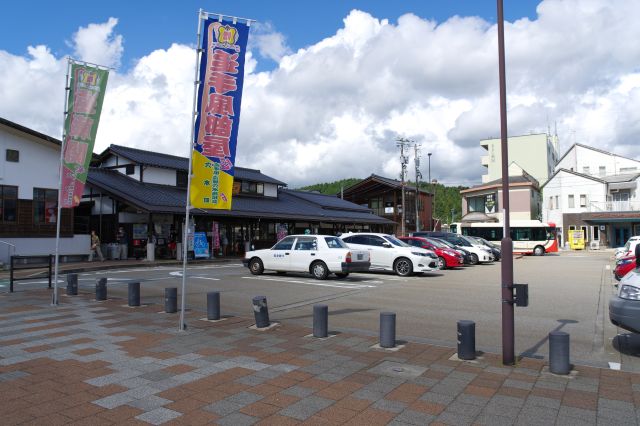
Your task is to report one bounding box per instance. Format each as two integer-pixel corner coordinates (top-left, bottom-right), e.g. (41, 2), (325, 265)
(428, 153), (432, 230)
(396, 138), (411, 236)
(414, 144), (422, 232)
(497, 0), (515, 365)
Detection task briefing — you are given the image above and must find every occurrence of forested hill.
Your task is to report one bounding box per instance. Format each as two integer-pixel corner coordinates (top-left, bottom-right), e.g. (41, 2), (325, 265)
(297, 178), (362, 196)
(297, 179), (468, 224)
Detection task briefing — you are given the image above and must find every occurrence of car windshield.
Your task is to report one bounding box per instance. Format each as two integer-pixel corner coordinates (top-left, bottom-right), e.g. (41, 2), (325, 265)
(425, 237), (446, 248)
(325, 237), (348, 249)
(384, 235), (411, 247)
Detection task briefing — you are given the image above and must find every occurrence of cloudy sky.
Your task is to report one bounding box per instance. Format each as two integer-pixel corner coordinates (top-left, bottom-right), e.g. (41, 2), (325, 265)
(1, 0), (639, 188)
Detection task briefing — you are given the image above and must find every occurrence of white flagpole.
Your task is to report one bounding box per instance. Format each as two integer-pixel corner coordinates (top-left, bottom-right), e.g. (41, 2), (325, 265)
(52, 58), (72, 306)
(179, 9), (204, 331)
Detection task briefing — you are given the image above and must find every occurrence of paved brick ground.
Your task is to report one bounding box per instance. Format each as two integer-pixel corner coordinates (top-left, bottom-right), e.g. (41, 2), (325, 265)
(1, 289), (639, 425)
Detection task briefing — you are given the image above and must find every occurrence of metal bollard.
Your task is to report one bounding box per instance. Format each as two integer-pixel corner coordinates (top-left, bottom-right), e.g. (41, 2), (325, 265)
(549, 331), (570, 374)
(380, 312), (396, 348)
(128, 282), (140, 307)
(66, 273), (78, 296)
(95, 277), (107, 301)
(252, 296), (270, 328)
(457, 320), (476, 360)
(164, 287), (177, 313)
(207, 291), (221, 320)
(313, 304), (328, 338)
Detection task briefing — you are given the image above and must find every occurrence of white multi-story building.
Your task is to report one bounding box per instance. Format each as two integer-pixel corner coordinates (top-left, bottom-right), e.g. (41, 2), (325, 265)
(542, 143), (640, 248)
(480, 133), (559, 186)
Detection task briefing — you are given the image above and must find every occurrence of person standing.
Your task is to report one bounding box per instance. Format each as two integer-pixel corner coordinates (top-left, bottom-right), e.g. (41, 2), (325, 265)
(89, 230), (104, 262)
(117, 226), (128, 260)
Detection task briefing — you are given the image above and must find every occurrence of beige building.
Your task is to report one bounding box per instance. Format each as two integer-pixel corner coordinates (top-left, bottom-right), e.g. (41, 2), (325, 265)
(480, 133), (559, 185)
(461, 164), (542, 223)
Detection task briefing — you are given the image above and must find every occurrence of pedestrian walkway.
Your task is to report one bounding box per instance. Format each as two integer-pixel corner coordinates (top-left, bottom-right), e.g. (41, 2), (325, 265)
(0, 289), (638, 425)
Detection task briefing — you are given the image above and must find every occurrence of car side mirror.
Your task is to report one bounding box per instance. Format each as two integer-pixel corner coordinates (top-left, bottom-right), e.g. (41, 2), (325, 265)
(383, 243), (392, 248)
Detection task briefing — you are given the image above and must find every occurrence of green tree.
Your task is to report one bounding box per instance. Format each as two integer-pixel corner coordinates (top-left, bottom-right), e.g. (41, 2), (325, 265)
(297, 178), (362, 195)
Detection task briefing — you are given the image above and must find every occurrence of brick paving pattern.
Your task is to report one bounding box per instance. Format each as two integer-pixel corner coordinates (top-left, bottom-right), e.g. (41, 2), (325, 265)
(1, 289), (639, 425)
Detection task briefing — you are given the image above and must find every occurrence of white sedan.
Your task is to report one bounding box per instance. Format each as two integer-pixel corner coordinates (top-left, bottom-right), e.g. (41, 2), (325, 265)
(242, 235), (371, 280)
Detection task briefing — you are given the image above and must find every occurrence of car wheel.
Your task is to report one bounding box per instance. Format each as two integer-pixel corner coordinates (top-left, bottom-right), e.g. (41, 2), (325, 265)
(533, 245), (545, 256)
(437, 256), (447, 270)
(469, 253), (479, 265)
(249, 258), (264, 275)
(394, 257), (413, 277)
(311, 261), (329, 280)
(335, 272), (349, 278)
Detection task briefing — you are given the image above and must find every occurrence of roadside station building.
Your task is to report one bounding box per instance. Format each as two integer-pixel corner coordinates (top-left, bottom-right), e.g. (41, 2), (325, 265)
(83, 145), (394, 258)
(0, 118), (85, 264)
(340, 174), (433, 236)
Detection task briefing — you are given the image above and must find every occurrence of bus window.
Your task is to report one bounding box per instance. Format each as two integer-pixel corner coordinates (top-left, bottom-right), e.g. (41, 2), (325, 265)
(512, 228), (531, 241)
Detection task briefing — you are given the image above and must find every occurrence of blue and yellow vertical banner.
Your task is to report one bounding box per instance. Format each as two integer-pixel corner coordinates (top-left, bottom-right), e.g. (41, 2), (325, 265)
(191, 17), (250, 209)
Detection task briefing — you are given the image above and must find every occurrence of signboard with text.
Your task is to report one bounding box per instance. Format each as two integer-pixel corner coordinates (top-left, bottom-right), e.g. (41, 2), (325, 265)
(190, 17), (250, 210)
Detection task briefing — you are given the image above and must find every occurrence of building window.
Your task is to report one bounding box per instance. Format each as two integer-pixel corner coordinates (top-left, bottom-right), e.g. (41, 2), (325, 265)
(240, 180), (264, 195)
(6, 149), (19, 162)
(0, 185), (17, 222)
(33, 188), (58, 224)
(555, 195), (559, 209)
(549, 196), (554, 210)
(620, 167), (637, 173)
(568, 194), (575, 208)
(176, 171), (188, 188)
(580, 194), (588, 207)
(468, 196), (485, 213)
(125, 164), (135, 175)
(582, 166), (590, 174)
(592, 226), (600, 241)
(599, 166), (606, 176)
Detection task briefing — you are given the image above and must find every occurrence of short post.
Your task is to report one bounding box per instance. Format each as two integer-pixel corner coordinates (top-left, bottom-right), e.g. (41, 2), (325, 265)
(380, 312), (396, 348)
(95, 277), (107, 301)
(9, 255), (14, 293)
(313, 304), (328, 338)
(252, 296), (270, 328)
(128, 282), (140, 307)
(164, 287), (177, 313)
(207, 291), (220, 320)
(457, 320), (476, 360)
(549, 331), (570, 374)
(66, 273), (78, 296)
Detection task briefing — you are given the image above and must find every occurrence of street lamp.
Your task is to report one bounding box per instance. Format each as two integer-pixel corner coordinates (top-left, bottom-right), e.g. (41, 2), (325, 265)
(428, 153), (432, 231)
(431, 179), (438, 230)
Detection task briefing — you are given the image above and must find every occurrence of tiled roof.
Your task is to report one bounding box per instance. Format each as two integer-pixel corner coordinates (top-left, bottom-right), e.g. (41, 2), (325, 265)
(87, 168), (393, 224)
(105, 144), (287, 186)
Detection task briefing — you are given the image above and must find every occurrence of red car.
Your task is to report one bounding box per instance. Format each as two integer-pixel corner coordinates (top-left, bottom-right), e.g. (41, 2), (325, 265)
(399, 236), (464, 270)
(615, 255), (637, 281)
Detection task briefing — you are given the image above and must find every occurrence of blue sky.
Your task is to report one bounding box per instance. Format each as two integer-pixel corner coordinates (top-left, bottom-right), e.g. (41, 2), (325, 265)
(2, 1), (541, 72)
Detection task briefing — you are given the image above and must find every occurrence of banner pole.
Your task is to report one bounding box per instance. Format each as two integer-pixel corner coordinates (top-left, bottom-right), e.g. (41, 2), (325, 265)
(179, 9), (204, 331)
(52, 58), (72, 306)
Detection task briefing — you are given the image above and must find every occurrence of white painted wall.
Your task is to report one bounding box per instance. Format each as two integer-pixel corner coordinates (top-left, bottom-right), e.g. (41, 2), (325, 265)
(0, 235), (90, 264)
(264, 183), (278, 197)
(142, 166), (176, 185)
(542, 170), (606, 229)
(0, 125), (60, 199)
(557, 145), (640, 176)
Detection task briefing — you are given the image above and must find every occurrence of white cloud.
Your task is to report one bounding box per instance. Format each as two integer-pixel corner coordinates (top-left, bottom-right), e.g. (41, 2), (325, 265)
(71, 17), (123, 68)
(2, 1), (640, 189)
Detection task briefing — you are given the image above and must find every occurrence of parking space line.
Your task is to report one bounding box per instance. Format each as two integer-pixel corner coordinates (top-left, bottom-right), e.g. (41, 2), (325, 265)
(241, 276), (375, 289)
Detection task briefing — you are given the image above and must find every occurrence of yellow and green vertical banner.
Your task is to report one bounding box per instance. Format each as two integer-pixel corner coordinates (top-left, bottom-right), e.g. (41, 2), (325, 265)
(60, 62), (109, 207)
(190, 17), (250, 210)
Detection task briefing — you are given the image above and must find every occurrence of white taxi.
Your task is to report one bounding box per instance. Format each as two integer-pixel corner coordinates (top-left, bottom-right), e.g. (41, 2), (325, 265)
(242, 235), (370, 280)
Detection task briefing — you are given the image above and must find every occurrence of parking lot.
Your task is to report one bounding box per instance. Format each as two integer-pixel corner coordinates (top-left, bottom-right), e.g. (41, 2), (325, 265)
(6, 251), (638, 371)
